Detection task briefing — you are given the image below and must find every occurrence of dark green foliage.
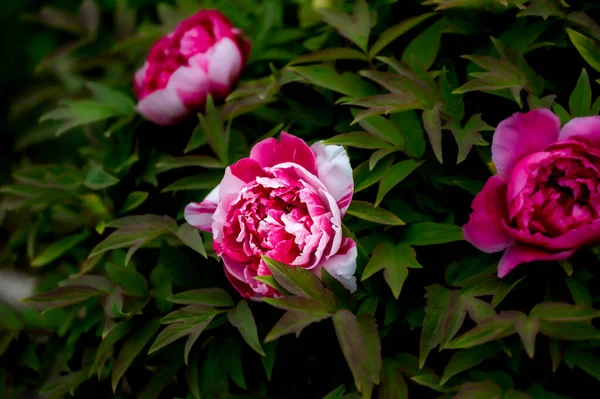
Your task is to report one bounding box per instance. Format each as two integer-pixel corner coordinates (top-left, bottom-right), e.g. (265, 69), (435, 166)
(2, 0), (600, 398)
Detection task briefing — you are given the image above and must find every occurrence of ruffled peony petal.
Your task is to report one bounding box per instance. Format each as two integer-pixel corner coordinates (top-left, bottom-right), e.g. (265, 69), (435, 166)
(318, 238), (357, 293)
(166, 66), (211, 108)
(229, 158), (266, 183)
(558, 116), (600, 150)
(250, 132), (318, 174)
(136, 88), (188, 125)
(223, 267), (255, 300)
(184, 185), (220, 232)
(463, 175), (514, 253)
(311, 142), (354, 215)
(207, 37), (243, 90)
(504, 219), (600, 251)
(497, 244), (576, 278)
(492, 109), (560, 179)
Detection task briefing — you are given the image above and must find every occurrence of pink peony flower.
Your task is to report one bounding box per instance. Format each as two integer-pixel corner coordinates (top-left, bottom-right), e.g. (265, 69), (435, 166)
(134, 10), (251, 125)
(184, 132), (357, 299)
(463, 109), (600, 277)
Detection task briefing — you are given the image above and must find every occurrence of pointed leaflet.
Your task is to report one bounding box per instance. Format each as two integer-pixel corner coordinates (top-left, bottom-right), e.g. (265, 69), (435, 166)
(378, 359), (409, 399)
(419, 285), (467, 368)
(399, 222), (463, 245)
(453, 380), (503, 399)
(515, 317), (539, 359)
(353, 109), (405, 148)
(120, 191), (149, 214)
(346, 201), (405, 226)
(199, 95), (228, 165)
(422, 104), (443, 163)
(289, 48), (367, 65)
(333, 310), (382, 399)
(440, 343), (501, 385)
(392, 110), (426, 159)
(323, 132), (394, 150)
(353, 155), (395, 193)
(529, 302), (600, 322)
(446, 311), (525, 350)
(566, 28), (600, 73)
(375, 160), (424, 206)
(264, 311), (331, 342)
(31, 230), (91, 267)
(227, 300), (265, 356)
(290, 65), (377, 98)
(569, 68), (592, 117)
(369, 13), (435, 59)
(401, 18), (445, 70)
(168, 288), (233, 307)
(112, 318), (161, 392)
(362, 243), (421, 299)
(316, 0), (370, 53)
(22, 285), (105, 309)
(445, 114), (492, 164)
(262, 256), (337, 311)
(263, 296), (331, 315)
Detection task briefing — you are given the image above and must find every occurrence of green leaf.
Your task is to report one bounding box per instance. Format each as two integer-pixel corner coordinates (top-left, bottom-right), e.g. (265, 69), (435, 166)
(347, 201), (405, 226)
(491, 276), (526, 308)
(529, 302), (600, 322)
(40, 100), (123, 136)
(401, 19), (445, 70)
(333, 310), (382, 398)
(149, 314), (215, 356)
(120, 191), (149, 214)
(316, 0), (370, 52)
(375, 160), (424, 206)
(440, 343), (501, 385)
(138, 360), (183, 399)
(399, 222), (463, 246)
(515, 318), (539, 359)
(323, 132), (395, 150)
(391, 110), (426, 159)
(105, 261), (148, 297)
(446, 114), (492, 164)
(184, 122), (208, 153)
(227, 301), (265, 356)
(155, 155), (223, 174)
(22, 285), (104, 309)
(289, 48), (368, 65)
(161, 172), (223, 193)
(539, 320), (600, 340)
(453, 380), (503, 399)
(261, 340), (277, 381)
(84, 162), (120, 190)
(446, 311), (524, 349)
(564, 350), (600, 381)
(175, 223), (207, 258)
(419, 285), (467, 368)
(290, 65), (376, 98)
(31, 230), (91, 267)
(362, 243), (420, 299)
(566, 28), (600, 73)
(89, 215), (176, 261)
(264, 311), (330, 342)
(569, 68), (592, 117)
(323, 385), (346, 399)
(369, 13), (435, 59)
(353, 155), (395, 193)
(201, 95), (229, 164)
(378, 359), (409, 399)
(168, 288), (233, 307)
(86, 82), (135, 115)
(422, 104), (444, 163)
(262, 256), (337, 311)
(90, 320), (134, 378)
(112, 318), (161, 392)
(264, 296), (331, 315)
(352, 109), (405, 148)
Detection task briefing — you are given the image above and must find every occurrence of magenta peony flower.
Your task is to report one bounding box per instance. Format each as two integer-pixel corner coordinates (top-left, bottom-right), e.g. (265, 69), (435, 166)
(134, 10), (251, 125)
(463, 109), (600, 277)
(184, 132), (357, 299)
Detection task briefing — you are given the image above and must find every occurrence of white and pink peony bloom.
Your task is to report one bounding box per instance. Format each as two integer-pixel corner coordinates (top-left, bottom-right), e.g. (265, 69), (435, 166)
(184, 132), (357, 300)
(134, 10), (251, 125)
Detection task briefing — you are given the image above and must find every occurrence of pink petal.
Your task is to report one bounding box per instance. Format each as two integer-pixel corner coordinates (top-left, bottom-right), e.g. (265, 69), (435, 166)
(463, 175), (514, 253)
(504, 219), (600, 251)
(136, 88), (188, 126)
(558, 116), (600, 150)
(311, 142), (354, 216)
(207, 37), (243, 89)
(229, 158), (266, 183)
(492, 109), (560, 179)
(166, 66), (211, 109)
(250, 132), (317, 174)
(317, 238), (357, 292)
(223, 267), (255, 300)
(134, 62), (149, 97)
(184, 185), (220, 232)
(498, 244), (576, 278)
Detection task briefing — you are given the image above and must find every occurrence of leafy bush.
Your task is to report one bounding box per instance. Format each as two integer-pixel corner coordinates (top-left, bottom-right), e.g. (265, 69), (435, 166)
(2, 0), (600, 398)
